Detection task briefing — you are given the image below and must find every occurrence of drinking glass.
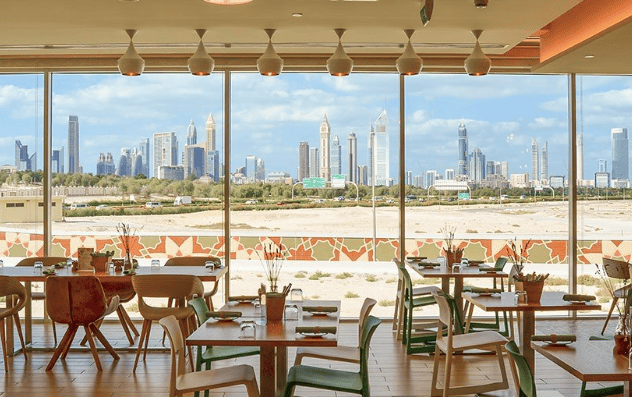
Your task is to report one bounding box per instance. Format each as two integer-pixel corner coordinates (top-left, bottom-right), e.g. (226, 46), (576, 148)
(151, 259), (160, 270)
(205, 261), (215, 272)
(258, 294), (267, 325)
(284, 304), (299, 321)
(253, 298), (261, 315)
(460, 258), (469, 267)
(34, 260), (43, 274)
(240, 320), (257, 339)
(290, 288), (303, 301)
(0, 259), (4, 272)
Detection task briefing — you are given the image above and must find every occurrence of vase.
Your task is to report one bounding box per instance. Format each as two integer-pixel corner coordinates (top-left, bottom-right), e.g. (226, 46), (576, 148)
(91, 255), (110, 273)
(445, 250), (463, 266)
(614, 317), (631, 356)
(514, 281), (544, 304)
(265, 292), (286, 322)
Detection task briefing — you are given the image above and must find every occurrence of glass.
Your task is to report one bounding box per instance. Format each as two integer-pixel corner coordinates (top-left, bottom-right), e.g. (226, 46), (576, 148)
(515, 291), (527, 305)
(259, 294), (267, 325)
(240, 320), (257, 339)
(0, 259), (3, 272)
(205, 261), (215, 272)
(451, 263), (460, 273)
(151, 259), (160, 269)
(460, 258), (469, 267)
(253, 298), (261, 315)
(34, 260), (43, 274)
(284, 304), (299, 321)
(290, 288), (303, 301)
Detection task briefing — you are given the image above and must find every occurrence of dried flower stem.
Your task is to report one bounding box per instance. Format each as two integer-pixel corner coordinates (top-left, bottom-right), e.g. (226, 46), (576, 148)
(257, 242), (286, 293)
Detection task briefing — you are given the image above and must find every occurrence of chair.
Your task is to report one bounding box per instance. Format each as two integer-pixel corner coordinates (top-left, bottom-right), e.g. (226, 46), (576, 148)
(188, 297), (260, 397)
(282, 315), (381, 397)
(165, 256), (222, 310)
(45, 276), (120, 371)
(131, 274), (201, 372)
(159, 315), (260, 397)
(601, 257), (631, 335)
(294, 297), (376, 365)
(0, 276), (28, 372)
(16, 256), (68, 345)
(85, 278), (139, 346)
(431, 290), (509, 397)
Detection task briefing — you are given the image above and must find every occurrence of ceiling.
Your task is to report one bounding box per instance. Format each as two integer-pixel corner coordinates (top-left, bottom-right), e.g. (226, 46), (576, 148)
(0, 0), (630, 74)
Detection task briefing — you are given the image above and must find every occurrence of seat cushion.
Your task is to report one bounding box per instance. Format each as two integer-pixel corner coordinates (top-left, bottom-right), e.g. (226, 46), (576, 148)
(140, 303), (194, 321)
(436, 330), (507, 352)
(286, 364), (363, 394)
(176, 363), (256, 393)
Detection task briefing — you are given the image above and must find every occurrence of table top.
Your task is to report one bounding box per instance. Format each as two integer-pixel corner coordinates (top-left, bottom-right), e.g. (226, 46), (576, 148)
(408, 262), (508, 279)
(463, 291), (602, 312)
(531, 340), (632, 382)
(0, 264), (227, 282)
(187, 300), (340, 348)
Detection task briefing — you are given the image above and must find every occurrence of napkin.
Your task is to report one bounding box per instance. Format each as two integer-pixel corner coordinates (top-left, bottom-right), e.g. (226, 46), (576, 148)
(54, 261), (67, 268)
(407, 256), (427, 261)
(295, 326), (337, 335)
(302, 306), (338, 313)
(467, 287), (502, 294)
(123, 269), (136, 275)
(228, 295), (258, 302)
(478, 268), (499, 273)
(206, 311), (242, 319)
(42, 269), (56, 275)
(531, 334), (576, 343)
(562, 294), (596, 302)
(468, 260), (484, 266)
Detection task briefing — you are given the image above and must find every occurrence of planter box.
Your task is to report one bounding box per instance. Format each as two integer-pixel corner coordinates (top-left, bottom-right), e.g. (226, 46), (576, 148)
(514, 281), (544, 304)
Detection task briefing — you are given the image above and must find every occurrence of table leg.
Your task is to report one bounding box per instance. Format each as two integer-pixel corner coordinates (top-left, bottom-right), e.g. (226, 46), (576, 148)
(625, 381), (630, 397)
(454, 278), (464, 317)
(519, 311), (535, 371)
(441, 278), (449, 294)
(25, 281), (32, 345)
(260, 345), (276, 397)
(276, 346), (287, 394)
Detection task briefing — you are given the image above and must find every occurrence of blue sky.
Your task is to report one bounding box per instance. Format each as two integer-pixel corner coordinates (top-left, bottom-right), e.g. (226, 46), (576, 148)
(1, 72), (631, 181)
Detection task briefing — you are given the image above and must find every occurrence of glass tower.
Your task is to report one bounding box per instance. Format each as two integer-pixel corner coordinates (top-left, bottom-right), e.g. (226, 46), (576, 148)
(611, 128), (629, 180)
(457, 122), (468, 177)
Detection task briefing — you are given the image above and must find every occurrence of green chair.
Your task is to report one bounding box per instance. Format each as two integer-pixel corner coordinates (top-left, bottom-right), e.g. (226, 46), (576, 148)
(188, 298), (260, 397)
(282, 315), (381, 397)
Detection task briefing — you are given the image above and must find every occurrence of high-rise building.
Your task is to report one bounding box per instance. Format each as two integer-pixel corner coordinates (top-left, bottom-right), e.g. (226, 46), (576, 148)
(319, 114), (331, 181)
(540, 141), (548, 181)
(205, 113), (217, 177)
(611, 128), (629, 180)
(187, 120), (197, 145)
(501, 161), (509, 179)
(485, 160), (496, 177)
(358, 165), (368, 185)
(445, 169), (455, 180)
(184, 146), (205, 178)
(595, 172), (610, 188)
(406, 170), (413, 185)
(457, 122), (468, 177)
(68, 115), (80, 174)
(130, 148), (143, 176)
(298, 142), (309, 182)
(153, 132), (178, 178)
(367, 127), (375, 185)
(15, 140), (32, 171)
(331, 134), (341, 176)
(245, 155), (257, 182)
(117, 148), (132, 176)
(309, 148), (319, 178)
(598, 159), (608, 173)
(207, 150), (220, 182)
(531, 137), (539, 182)
(425, 170), (437, 189)
(347, 132), (357, 183)
(577, 133), (584, 181)
(158, 165), (185, 180)
(374, 110), (389, 186)
(469, 148), (485, 182)
(52, 147), (63, 174)
(139, 138), (150, 177)
(256, 158), (266, 181)
(206, 113), (216, 151)
(96, 152), (115, 175)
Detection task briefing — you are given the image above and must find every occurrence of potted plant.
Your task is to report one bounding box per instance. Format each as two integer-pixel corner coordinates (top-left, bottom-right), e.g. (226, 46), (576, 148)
(513, 272), (549, 304)
(505, 237), (532, 274)
(116, 222), (141, 270)
(596, 260), (632, 355)
(258, 241), (288, 322)
(441, 224), (463, 266)
(90, 250), (114, 273)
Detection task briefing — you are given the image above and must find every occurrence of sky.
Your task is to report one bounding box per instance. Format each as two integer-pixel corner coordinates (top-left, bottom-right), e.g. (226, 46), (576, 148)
(2, 72), (632, 181)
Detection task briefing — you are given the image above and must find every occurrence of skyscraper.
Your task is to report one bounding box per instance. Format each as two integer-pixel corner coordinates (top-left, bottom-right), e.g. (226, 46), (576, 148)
(309, 148), (319, 178)
(68, 115), (80, 174)
(206, 113), (217, 177)
(358, 165), (368, 185)
(117, 148), (132, 176)
(96, 153), (115, 175)
(153, 132), (178, 178)
(445, 169), (455, 180)
(184, 146), (205, 178)
(256, 158), (266, 181)
(347, 131), (357, 183)
(130, 148), (143, 176)
(52, 147), (63, 174)
(331, 134), (341, 176)
(611, 128), (629, 180)
(457, 122), (468, 177)
(187, 120), (197, 145)
(540, 141), (548, 181)
(531, 137), (539, 182)
(298, 141), (309, 182)
(206, 113), (216, 151)
(245, 155), (257, 182)
(468, 148), (485, 182)
(425, 170), (437, 189)
(15, 140), (31, 171)
(577, 133), (584, 181)
(501, 161), (509, 179)
(485, 160), (496, 177)
(207, 150), (220, 182)
(374, 110), (389, 186)
(367, 127), (375, 185)
(598, 159), (608, 173)
(319, 114), (331, 181)
(139, 138), (150, 177)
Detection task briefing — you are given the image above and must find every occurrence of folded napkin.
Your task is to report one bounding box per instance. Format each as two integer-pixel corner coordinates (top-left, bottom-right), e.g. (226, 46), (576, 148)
(302, 306), (338, 313)
(228, 295), (259, 302)
(42, 269), (56, 275)
(468, 260), (484, 266)
(206, 311), (242, 319)
(531, 334), (576, 343)
(562, 294), (596, 302)
(123, 269), (136, 275)
(295, 326), (337, 335)
(54, 261), (67, 268)
(466, 287), (502, 294)
(479, 268), (499, 273)
(407, 256), (427, 261)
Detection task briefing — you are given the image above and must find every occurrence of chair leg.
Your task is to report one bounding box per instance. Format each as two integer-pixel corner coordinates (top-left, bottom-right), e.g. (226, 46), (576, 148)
(442, 346), (453, 397)
(83, 325), (102, 371)
(80, 318), (103, 346)
(60, 325), (79, 360)
(120, 306), (140, 336)
(142, 320), (153, 361)
(162, 298), (174, 345)
(393, 280), (402, 331)
(46, 324), (78, 371)
(431, 344), (442, 397)
(0, 318), (7, 373)
(133, 319), (151, 372)
(205, 295), (214, 312)
(602, 297), (619, 335)
(116, 307), (135, 346)
(12, 313), (27, 360)
(90, 323), (120, 360)
(496, 344), (509, 390)
(245, 377), (260, 397)
(179, 318), (194, 370)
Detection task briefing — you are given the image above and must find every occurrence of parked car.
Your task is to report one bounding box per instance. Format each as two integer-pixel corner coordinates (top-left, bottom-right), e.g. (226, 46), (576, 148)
(145, 202), (162, 208)
(313, 199), (324, 204)
(334, 196), (345, 201)
(69, 203), (89, 210)
(95, 205), (109, 211)
(245, 199), (258, 205)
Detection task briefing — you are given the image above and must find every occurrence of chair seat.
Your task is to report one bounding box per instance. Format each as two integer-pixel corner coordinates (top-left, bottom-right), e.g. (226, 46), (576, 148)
(140, 305), (194, 321)
(613, 285), (632, 298)
(404, 295), (436, 308)
(436, 330), (507, 351)
(202, 346), (260, 362)
(176, 363), (257, 393)
(412, 285), (441, 296)
(286, 364), (362, 394)
(294, 345), (360, 364)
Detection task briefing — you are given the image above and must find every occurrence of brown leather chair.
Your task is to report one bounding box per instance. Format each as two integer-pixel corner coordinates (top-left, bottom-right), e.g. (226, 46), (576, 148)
(45, 276), (120, 371)
(0, 276), (28, 372)
(164, 256), (221, 310)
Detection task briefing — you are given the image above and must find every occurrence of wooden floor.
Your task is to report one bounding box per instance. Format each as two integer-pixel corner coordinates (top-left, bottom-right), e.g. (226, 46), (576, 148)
(0, 318), (622, 397)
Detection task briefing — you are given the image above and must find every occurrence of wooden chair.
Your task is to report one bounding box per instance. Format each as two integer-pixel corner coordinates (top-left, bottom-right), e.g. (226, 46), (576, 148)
(294, 297), (376, 365)
(0, 276), (28, 372)
(282, 315), (381, 397)
(16, 256), (68, 345)
(159, 315), (260, 397)
(45, 276), (120, 371)
(431, 290), (509, 397)
(164, 256), (221, 310)
(131, 274), (201, 372)
(601, 257), (631, 335)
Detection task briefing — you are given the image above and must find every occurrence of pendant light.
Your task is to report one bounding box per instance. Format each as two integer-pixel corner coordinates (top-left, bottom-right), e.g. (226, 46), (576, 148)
(188, 29), (214, 76)
(118, 29), (145, 76)
(464, 30), (491, 76)
(396, 29), (423, 76)
(204, 0), (253, 4)
(257, 29), (283, 76)
(327, 28), (353, 77)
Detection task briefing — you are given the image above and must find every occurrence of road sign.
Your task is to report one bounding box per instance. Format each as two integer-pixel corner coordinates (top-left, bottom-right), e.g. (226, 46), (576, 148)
(331, 174), (346, 188)
(303, 177), (326, 188)
(458, 192), (470, 199)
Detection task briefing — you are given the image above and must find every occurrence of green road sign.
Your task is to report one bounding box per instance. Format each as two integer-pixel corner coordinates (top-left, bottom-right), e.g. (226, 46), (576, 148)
(331, 174), (346, 188)
(458, 192), (470, 199)
(303, 177), (326, 188)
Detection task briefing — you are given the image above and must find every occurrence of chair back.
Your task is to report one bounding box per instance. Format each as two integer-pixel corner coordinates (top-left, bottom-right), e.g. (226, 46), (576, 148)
(505, 340), (537, 397)
(16, 256), (68, 267)
(99, 279), (136, 302)
(188, 297), (210, 325)
(0, 276), (27, 317)
(432, 291), (453, 329)
(159, 315), (187, 397)
(603, 257), (630, 280)
(165, 256), (220, 267)
(359, 315), (381, 394)
(132, 274), (199, 298)
(494, 257), (508, 271)
(45, 276), (107, 325)
(358, 298), (377, 345)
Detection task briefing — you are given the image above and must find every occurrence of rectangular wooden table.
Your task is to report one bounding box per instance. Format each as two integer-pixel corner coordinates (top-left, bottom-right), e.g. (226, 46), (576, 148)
(187, 299), (340, 397)
(464, 291), (601, 371)
(1, 264), (228, 355)
(532, 340), (631, 397)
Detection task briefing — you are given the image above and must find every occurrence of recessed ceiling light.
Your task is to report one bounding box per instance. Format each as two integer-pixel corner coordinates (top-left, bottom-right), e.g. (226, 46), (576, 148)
(292, 12), (303, 17)
(585, 55), (595, 59)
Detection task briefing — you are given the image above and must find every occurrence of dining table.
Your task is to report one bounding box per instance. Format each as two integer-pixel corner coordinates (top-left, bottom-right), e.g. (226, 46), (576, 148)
(1, 264), (228, 356)
(186, 299), (341, 397)
(463, 291), (601, 371)
(532, 339), (631, 397)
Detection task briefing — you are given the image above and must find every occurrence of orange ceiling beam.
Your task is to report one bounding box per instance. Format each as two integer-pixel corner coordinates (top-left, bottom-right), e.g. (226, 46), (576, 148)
(540, 0), (632, 62)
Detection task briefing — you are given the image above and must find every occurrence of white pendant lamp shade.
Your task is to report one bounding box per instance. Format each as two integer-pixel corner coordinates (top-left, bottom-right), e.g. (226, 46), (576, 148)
(396, 29), (422, 75)
(257, 29), (283, 76)
(118, 29), (145, 76)
(188, 29), (214, 76)
(327, 28), (353, 77)
(204, 0), (253, 4)
(464, 30), (491, 76)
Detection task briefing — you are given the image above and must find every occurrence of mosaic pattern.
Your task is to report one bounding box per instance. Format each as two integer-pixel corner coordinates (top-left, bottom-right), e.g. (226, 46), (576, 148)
(0, 232), (628, 264)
